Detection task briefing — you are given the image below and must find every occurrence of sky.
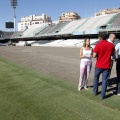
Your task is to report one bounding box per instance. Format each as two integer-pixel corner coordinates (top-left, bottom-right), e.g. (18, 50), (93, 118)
(0, 0), (119, 31)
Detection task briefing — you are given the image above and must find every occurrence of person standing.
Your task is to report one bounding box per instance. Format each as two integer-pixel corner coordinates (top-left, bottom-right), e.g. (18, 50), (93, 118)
(107, 33), (116, 83)
(78, 38), (93, 91)
(93, 33), (115, 99)
(115, 42), (120, 95)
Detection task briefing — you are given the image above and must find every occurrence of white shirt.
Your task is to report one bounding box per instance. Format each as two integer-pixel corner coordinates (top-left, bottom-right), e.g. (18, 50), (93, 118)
(115, 43), (120, 58)
(108, 39), (115, 60)
(81, 47), (92, 61)
(107, 39), (113, 44)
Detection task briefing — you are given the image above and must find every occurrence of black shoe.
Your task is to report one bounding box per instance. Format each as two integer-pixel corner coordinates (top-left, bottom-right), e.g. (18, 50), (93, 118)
(112, 91), (117, 95)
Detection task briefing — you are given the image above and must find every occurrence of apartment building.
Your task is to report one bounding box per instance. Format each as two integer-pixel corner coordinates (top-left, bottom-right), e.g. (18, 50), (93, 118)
(95, 8), (120, 16)
(18, 13), (52, 31)
(58, 12), (81, 23)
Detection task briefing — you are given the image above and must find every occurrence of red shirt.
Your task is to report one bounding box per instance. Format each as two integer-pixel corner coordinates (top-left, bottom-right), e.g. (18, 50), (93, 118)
(93, 40), (115, 69)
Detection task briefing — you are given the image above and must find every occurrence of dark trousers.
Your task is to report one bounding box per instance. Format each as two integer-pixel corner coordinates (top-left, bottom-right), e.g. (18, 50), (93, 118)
(93, 67), (110, 99)
(116, 59), (120, 94)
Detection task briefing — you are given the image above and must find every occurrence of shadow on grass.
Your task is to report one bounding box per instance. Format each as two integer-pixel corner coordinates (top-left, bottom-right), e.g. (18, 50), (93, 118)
(88, 77), (117, 99)
(106, 77), (117, 95)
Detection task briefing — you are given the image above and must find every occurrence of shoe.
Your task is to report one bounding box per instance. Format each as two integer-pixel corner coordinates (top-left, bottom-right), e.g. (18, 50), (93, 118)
(112, 91), (117, 95)
(117, 93), (120, 95)
(84, 87), (88, 90)
(78, 87), (82, 91)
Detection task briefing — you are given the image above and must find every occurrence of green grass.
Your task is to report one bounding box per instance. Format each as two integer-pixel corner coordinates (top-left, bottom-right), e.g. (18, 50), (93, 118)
(0, 58), (120, 120)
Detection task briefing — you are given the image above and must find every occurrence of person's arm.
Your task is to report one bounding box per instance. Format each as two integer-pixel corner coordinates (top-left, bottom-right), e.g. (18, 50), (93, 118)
(92, 44), (98, 58)
(90, 47), (93, 58)
(80, 47), (88, 58)
(80, 47), (84, 58)
(110, 44), (115, 60)
(93, 52), (97, 58)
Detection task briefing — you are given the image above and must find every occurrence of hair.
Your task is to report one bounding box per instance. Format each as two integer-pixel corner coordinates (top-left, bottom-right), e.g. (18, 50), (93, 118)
(98, 33), (108, 40)
(83, 38), (90, 47)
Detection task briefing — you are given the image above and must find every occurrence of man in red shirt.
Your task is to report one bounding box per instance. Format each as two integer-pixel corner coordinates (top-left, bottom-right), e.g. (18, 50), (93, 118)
(93, 33), (115, 99)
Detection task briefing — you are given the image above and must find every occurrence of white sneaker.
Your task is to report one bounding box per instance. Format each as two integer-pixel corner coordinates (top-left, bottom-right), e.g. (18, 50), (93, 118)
(117, 93), (120, 95)
(84, 87), (88, 90)
(78, 87), (82, 91)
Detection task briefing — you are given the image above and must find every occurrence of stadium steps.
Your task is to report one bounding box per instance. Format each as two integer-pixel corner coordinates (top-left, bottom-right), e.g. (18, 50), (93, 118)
(11, 31), (23, 38)
(106, 13), (120, 29)
(57, 19), (88, 35)
(35, 22), (69, 37)
(73, 14), (114, 35)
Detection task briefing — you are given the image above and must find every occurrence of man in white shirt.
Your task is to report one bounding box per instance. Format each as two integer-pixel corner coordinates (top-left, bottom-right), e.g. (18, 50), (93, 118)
(115, 42), (120, 95)
(108, 34), (116, 43)
(107, 34), (116, 84)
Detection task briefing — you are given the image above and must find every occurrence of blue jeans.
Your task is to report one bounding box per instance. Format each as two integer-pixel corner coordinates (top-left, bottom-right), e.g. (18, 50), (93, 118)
(93, 67), (110, 99)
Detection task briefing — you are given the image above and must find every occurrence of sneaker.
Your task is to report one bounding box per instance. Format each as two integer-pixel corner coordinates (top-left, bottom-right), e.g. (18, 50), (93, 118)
(112, 91), (117, 94)
(117, 93), (120, 95)
(78, 87), (82, 91)
(84, 87), (88, 90)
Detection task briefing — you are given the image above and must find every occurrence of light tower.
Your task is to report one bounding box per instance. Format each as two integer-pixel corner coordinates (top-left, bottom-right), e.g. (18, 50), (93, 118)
(10, 0), (18, 32)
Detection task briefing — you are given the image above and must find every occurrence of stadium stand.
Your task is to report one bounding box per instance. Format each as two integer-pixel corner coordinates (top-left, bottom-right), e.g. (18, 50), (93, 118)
(16, 41), (28, 46)
(0, 13), (119, 47)
(1, 31), (13, 39)
(27, 39), (99, 47)
(0, 30), (5, 40)
(35, 22), (69, 37)
(73, 14), (114, 35)
(0, 31), (13, 45)
(17, 14), (114, 38)
(30, 40), (51, 46)
(105, 13), (120, 30)
(20, 24), (48, 37)
(11, 31), (23, 38)
(52, 39), (83, 47)
(58, 19), (88, 35)
(44, 39), (64, 46)
(30, 39), (82, 47)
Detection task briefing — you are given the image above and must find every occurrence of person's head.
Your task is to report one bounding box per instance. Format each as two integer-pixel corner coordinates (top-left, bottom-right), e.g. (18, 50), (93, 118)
(98, 33), (108, 41)
(108, 33), (116, 42)
(83, 38), (90, 47)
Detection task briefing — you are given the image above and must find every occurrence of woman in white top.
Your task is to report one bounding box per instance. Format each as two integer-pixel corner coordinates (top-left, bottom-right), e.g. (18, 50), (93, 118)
(78, 38), (93, 91)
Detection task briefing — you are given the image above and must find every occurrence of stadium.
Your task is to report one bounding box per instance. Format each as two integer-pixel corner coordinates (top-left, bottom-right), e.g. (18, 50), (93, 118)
(0, 1), (120, 120)
(1, 10), (120, 46)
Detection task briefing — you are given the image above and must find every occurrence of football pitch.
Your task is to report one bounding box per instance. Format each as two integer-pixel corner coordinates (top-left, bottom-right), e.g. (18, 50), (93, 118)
(0, 57), (120, 120)
(0, 46), (120, 120)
